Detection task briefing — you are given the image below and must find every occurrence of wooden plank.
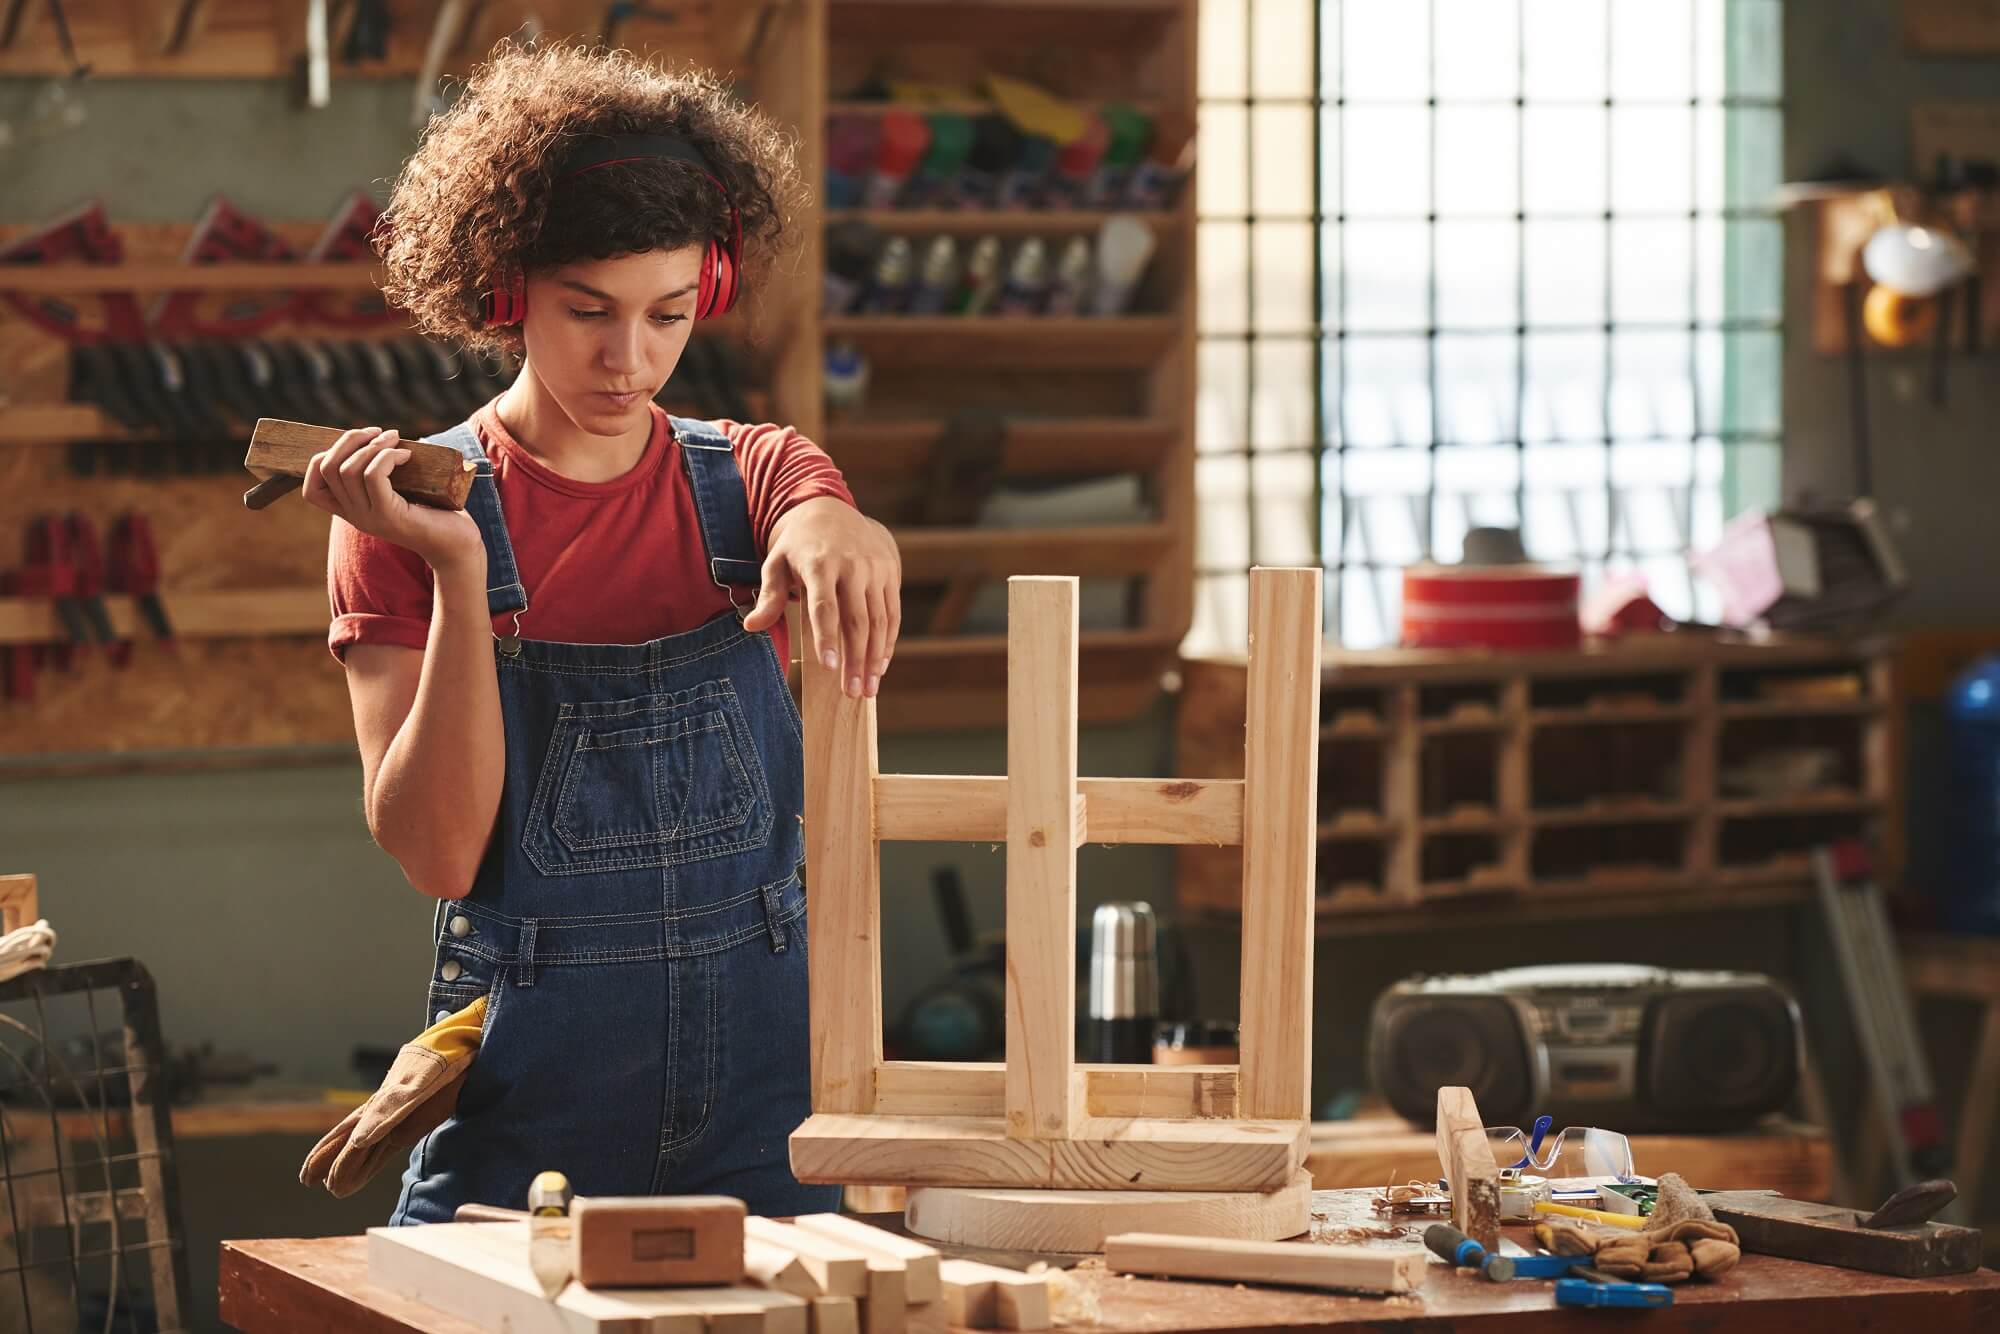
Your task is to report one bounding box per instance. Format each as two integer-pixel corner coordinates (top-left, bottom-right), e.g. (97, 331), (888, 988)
(743, 1219), (870, 1299)
(820, 316), (1178, 368)
(1005, 576), (1081, 1142)
(871, 1061), (1239, 1118)
(244, 418), (476, 510)
(0, 587), (329, 645)
(791, 1214), (940, 1304)
(1436, 1086), (1500, 1252)
(896, 524), (1173, 580)
(368, 1223), (706, 1333)
(906, 1171), (1312, 1253)
(1101, 1232), (1425, 1296)
(1081, 1064), (1238, 1119)
(936, 1259), (1052, 1330)
(822, 418), (1175, 478)
(802, 640), (881, 1115)
(789, 1112), (1307, 1192)
(874, 775), (1243, 845)
(1238, 568), (1321, 1122)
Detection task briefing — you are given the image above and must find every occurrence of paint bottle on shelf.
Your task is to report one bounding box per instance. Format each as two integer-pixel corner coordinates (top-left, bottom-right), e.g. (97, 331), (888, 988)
(902, 112), (974, 209)
(856, 235), (916, 315)
(823, 338), (869, 419)
(954, 236), (1006, 316)
(906, 236), (963, 317)
(823, 220), (879, 316)
(824, 115), (879, 210)
(950, 115), (1021, 211)
(863, 110), (931, 209)
(1042, 236), (1094, 317)
(1090, 216), (1156, 316)
(994, 238), (1051, 317)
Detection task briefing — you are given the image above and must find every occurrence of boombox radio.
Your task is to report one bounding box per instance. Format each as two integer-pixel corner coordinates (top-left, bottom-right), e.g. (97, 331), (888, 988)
(1369, 964), (1802, 1131)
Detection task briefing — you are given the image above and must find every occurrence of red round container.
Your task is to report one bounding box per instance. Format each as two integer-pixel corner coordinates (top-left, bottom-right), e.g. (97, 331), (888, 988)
(1401, 564), (1582, 651)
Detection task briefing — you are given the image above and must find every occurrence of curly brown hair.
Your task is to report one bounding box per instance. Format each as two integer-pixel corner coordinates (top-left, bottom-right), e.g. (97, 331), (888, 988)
(376, 40), (805, 354)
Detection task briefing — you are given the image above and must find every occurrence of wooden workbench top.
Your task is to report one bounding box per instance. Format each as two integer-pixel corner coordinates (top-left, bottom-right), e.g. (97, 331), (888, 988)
(219, 1190), (2000, 1333)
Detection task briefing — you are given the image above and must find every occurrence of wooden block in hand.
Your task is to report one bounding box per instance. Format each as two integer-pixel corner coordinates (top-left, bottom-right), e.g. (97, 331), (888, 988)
(1103, 1232), (1425, 1295)
(938, 1258), (1052, 1331)
(571, 1195), (745, 1289)
(244, 418), (477, 510)
(792, 1213), (941, 1303)
(744, 1218), (869, 1297)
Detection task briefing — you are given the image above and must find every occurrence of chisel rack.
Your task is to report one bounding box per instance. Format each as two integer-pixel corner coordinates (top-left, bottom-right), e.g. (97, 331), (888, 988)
(790, 568), (1320, 1194)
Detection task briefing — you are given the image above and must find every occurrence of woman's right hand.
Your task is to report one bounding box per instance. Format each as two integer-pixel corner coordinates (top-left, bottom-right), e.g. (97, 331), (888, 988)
(302, 427), (485, 573)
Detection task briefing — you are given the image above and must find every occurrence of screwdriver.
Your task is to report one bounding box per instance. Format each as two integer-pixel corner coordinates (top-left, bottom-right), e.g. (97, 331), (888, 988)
(1424, 1223), (1516, 1282)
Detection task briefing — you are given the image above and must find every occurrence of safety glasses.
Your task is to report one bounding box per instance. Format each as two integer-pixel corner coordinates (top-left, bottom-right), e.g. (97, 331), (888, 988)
(1485, 1116), (1636, 1181)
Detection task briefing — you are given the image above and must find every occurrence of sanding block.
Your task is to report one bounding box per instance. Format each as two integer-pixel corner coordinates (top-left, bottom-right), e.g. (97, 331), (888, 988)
(241, 417), (476, 511)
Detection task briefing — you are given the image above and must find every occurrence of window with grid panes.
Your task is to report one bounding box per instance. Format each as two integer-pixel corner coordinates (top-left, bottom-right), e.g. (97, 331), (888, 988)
(1189, 0), (1784, 652)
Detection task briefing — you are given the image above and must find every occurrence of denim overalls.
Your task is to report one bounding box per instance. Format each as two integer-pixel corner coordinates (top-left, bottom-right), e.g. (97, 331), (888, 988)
(387, 414), (841, 1223)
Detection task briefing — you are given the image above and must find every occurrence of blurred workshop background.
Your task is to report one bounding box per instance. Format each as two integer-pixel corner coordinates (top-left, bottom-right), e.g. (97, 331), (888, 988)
(3, 1), (2000, 1328)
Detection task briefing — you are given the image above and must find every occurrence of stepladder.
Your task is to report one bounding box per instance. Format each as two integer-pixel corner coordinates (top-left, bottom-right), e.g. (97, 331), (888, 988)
(789, 568), (1323, 1194)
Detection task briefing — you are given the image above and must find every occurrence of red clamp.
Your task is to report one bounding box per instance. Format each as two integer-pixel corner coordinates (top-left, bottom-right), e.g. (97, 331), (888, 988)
(109, 514), (172, 666)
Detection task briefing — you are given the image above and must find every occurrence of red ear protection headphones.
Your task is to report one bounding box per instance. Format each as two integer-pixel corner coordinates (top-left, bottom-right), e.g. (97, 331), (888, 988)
(479, 131), (742, 328)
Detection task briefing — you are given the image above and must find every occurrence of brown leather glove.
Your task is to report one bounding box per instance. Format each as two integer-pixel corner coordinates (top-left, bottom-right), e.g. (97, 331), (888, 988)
(1534, 1217), (1740, 1283)
(299, 997), (486, 1198)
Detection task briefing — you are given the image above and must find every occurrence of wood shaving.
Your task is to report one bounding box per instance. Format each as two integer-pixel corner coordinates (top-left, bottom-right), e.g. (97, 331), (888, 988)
(1047, 1264), (1103, 1326)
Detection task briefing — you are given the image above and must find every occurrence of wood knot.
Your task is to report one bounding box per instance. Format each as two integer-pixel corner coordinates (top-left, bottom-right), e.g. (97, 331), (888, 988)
(1159, 781), (1201, 801)
(1028, 829), (1046, 847)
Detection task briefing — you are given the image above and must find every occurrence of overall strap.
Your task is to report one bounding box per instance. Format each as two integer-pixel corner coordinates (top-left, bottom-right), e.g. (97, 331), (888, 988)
(423, 420), (528, 619)
(669, 414), (762, 606)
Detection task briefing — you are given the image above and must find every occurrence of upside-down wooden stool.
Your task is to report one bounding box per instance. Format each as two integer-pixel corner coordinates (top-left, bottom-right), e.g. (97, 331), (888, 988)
(790, 569), (1324, 1250)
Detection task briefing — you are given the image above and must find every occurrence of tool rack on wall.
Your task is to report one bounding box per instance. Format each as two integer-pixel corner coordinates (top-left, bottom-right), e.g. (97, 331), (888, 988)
(810, 0), (1197, 733)
(0, 2), (821, 767)
(1175, 636), (1904, 932)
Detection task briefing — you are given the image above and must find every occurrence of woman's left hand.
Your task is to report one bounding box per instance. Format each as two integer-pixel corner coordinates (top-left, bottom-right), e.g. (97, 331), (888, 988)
(743, 497), (902, 699)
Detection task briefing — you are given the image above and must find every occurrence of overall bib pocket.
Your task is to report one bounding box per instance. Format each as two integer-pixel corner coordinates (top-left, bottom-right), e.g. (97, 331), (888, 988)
(522, 681), (773, 875)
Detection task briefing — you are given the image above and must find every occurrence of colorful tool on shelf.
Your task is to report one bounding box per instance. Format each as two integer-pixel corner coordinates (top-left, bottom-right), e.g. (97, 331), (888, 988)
(0, 201), (146, 344)
(865, 110), (931, 209)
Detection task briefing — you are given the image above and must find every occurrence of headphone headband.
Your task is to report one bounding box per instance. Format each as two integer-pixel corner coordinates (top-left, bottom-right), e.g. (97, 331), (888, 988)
(556, 132), (721, 181)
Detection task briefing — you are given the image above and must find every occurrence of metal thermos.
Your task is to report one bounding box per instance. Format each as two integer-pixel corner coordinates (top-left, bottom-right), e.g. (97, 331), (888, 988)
(1086, 902), (1159, 1063)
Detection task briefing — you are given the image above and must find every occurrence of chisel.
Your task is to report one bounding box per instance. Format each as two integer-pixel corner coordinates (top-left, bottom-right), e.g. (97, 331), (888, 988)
(528, 1170), (574, 1299)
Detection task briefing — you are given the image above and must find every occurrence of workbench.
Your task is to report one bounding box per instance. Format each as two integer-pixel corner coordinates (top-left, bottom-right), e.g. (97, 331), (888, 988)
(218, 1189), (2000, 1333)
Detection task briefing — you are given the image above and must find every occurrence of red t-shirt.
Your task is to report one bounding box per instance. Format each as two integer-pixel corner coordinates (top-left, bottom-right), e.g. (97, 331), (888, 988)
(327, 401), (853, 665)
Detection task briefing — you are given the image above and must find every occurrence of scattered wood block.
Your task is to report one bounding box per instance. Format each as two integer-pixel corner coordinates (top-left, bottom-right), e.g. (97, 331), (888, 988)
(937, 1258), (1052, 1330)
(1101, 1232), (1426, 1296)
(810, 1294), (860, 1334)
(571, 1195), (745, 1288)
(744, 1218), (870, 1297)
(745, 1236), (817, 1297)
(857, 1261), (905, 1334)
(1436, 1086), (1501, 1251)
(792, 1213), (941, 1303)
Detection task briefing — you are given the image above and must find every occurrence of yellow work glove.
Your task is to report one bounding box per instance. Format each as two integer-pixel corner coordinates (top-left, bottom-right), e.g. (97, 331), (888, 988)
(299, 996), (486, 1198)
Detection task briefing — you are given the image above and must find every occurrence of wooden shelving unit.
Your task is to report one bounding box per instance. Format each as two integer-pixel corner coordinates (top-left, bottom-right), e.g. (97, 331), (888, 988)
(817, 0), (1196, 731)
(1177, 637), (1903, 932)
